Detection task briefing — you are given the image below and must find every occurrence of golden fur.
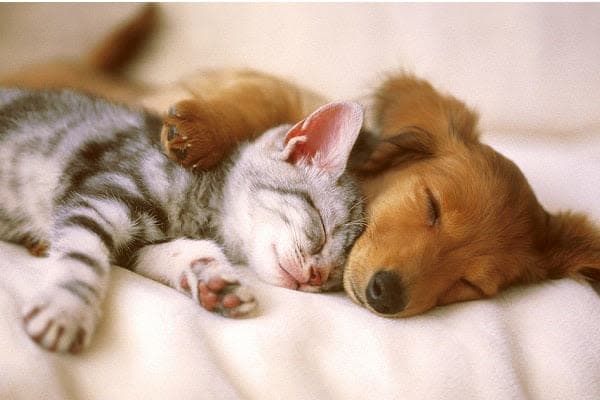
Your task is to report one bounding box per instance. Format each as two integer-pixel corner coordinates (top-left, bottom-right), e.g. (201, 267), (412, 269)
(344, 75), (600, 316)
(3, 6), (598, 317)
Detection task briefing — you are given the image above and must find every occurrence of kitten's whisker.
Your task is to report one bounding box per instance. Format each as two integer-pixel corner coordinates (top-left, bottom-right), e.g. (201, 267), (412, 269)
(348, 200), (364, 213)
(342, 218), (369, 229)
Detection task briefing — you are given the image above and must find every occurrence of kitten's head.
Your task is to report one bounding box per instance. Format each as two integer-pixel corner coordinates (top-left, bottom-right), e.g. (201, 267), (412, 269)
(222, 102), (365, 292)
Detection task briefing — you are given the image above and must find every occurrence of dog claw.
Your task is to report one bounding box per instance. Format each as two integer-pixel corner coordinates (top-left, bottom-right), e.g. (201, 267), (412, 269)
(160, 100), (230, 170)
(167, 125), (178, 140)
(173, 147), (187, 160)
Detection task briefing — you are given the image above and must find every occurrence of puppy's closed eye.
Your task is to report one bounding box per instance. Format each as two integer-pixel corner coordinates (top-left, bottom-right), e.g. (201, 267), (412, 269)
(425, 188), (440, 227)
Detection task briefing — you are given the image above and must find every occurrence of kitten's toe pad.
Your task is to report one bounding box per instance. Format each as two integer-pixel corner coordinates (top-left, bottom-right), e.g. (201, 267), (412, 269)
(179, 258), (257, 318)
(21, 235), (50, 257)
(22, 290), (98, 353)
(161, 100), (226, 170)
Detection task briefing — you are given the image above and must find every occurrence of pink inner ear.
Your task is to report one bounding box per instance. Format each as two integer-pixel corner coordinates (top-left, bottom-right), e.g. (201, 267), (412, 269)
(285, 109), (336, 164)
(284, 102), (363, 172)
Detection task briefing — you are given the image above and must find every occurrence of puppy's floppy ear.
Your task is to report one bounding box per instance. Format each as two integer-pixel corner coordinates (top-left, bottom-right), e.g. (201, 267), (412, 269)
(349, 127), (436, 174)
(538, 211), (600, 282)
(351, 73), (481, 175)
(374, 72), (480, 146)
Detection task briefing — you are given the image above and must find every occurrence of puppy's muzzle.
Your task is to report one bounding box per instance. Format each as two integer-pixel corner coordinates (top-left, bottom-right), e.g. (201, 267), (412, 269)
(366, 271), (406, 315)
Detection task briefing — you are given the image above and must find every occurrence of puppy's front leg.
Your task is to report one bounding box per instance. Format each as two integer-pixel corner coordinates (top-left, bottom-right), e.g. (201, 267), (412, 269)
(160, 70), (323, 171)
(161, 99), (237, 170)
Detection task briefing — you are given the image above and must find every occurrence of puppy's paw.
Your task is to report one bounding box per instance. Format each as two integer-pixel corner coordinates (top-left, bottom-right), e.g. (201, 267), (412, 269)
(178, 257), (257, 318)
(22, 286), (99, 354)
(161, 100), (229, 170)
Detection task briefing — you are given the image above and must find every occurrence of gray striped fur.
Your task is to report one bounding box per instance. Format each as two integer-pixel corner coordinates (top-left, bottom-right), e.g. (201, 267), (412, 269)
(0, 88), (364, 352)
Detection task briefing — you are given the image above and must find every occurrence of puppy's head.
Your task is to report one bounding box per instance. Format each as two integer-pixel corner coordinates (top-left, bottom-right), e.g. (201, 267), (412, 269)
(344, 74), (600, 317)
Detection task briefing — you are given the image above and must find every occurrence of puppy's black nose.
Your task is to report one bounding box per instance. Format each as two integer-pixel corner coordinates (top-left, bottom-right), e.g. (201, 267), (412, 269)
(366, 271), (406, 315)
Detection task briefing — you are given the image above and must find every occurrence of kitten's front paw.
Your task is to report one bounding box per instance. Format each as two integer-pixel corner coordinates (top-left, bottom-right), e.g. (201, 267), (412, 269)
(22, 289), (99, 354)
(161, 100), (229, 170)
(178, 257), (257, 318)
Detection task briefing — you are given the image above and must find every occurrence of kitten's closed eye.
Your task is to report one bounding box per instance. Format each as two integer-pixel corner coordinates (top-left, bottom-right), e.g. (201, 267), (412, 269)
(306, 215), (326, 255)
(226, 101), (364, 292)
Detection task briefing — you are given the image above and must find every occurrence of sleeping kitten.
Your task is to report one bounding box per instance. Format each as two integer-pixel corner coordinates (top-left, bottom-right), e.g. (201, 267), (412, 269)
(0, 88), (365, 353)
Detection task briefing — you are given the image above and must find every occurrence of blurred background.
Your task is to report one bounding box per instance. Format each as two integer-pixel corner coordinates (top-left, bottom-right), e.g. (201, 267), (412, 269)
(1, 3), (599, 135)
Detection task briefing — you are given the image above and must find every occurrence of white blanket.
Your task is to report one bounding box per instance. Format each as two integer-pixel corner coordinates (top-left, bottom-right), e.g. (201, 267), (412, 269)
(1, 129), (599, 400)
(1, 3), (600, 400)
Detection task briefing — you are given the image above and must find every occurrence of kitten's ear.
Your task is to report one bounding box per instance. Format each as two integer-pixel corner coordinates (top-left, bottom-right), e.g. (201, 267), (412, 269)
(282, 102), (364, 177)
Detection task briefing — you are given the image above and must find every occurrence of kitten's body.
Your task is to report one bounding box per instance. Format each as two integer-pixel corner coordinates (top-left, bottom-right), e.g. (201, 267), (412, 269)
(0, 89), (215, 249)
(0, 89), (364, 353)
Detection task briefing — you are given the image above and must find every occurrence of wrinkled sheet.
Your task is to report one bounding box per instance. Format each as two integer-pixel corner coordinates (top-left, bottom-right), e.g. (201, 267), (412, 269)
(1, 129), (599, 399)
(1, 253), (600, 400)
(1, 3), (600, 400)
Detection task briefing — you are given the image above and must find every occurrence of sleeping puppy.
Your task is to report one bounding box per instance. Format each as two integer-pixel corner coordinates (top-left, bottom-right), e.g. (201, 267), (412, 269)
(157, 71), (600, 318)
(154, 70), (600, 317)
(344, 74), (600, 316)
(5, 5), (598, 318)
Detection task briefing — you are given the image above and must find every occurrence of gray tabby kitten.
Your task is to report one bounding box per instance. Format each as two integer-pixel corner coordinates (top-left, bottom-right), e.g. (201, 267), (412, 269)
(0, 88), (365, 353)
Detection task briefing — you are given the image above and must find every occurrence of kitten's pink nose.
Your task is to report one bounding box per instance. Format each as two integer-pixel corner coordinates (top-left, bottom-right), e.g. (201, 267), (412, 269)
(309, 267), (324, 286)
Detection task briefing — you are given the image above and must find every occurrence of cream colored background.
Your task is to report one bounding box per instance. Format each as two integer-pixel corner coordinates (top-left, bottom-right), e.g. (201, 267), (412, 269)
(1, 3), (599, 215)
(1, 3), (600, 135)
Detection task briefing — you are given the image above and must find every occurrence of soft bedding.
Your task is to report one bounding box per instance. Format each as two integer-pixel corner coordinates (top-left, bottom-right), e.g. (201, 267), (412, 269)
(1, 128), (599, 400)
(1, 3), (600, 400)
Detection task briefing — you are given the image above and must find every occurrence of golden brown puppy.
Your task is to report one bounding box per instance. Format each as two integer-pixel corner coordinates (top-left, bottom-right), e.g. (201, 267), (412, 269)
(155, 69), (600, 319)
(343, 75), (600, 316)
(149, 69), (600, 317)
